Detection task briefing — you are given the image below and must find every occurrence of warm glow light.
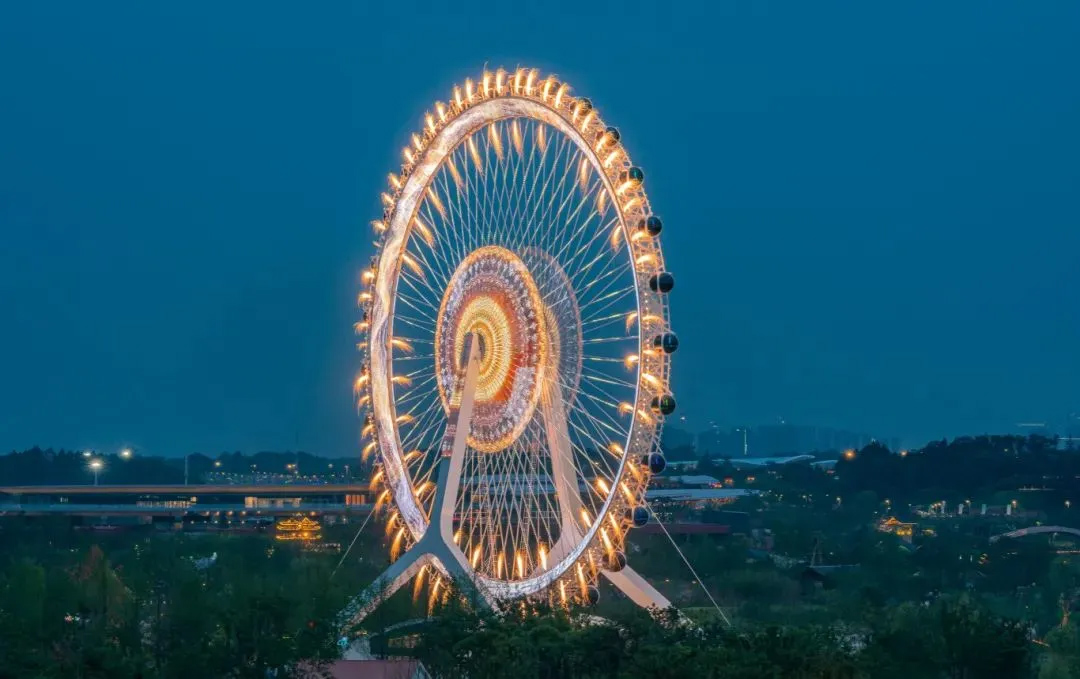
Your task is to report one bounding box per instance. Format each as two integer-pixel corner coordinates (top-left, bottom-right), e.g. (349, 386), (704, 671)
(580, 508), (592, 528)
(390, 526), (406, 561)
(414, 480), (432, 498)
(539, 545), (548, 570)
(600, 528), (613, 553)
(487, 123), (504, 160)
(467, 136), (483, 171)
(610, 223), (623, 251)
(511, 119), (524, 157)
(446, 158), (464, 189)
(471, 545), (482, 569)
(401, 253), (424, 278)
(426, 186), (448, 219)
(578, 157), (590, 191)
(412, 565), (427, 604)
(554, 83), (568, 108)
(595, 478), (611, 495)
(624, 355), (639, 369)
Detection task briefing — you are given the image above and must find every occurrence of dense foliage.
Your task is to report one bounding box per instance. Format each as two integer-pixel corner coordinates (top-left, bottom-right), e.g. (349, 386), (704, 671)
(3, 435), (1080, 677)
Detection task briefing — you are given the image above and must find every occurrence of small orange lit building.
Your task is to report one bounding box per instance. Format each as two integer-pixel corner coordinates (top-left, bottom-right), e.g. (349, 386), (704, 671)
(276, 516), (322, 542)
(876, 516), (916, 543)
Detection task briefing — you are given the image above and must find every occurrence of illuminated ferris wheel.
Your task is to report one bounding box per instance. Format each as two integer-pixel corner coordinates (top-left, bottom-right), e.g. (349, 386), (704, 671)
(345, 67), (679, 625)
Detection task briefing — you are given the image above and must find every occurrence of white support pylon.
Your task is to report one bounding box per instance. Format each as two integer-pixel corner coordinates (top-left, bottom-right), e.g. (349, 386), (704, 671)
(541, 369), (673, 613)
(341, 334), (493, 630)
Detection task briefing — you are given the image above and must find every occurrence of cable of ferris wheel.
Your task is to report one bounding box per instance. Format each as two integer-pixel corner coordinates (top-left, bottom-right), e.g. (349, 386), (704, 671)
(331, 506), (377, 580)
(645, 500), (732, 628)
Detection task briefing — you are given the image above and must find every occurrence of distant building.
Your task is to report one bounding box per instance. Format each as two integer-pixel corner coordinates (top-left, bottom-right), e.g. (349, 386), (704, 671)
(652, 474), (722, 488)
(876, 516), (916, 543)
(645, 488), (756, 509)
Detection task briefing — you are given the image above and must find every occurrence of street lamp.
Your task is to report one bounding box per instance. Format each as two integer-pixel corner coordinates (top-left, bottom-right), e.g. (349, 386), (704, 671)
(119, 448), (132, 460)
(88, 459), (104, 486)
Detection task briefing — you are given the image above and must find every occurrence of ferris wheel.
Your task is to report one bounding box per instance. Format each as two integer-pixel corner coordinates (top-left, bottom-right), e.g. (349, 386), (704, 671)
(345, 67), (679, 625)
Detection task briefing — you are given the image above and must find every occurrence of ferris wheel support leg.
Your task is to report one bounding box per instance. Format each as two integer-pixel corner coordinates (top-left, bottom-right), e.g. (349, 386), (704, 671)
(601, 566), (672, 611)
(340, 547), (435, 630)
(543, 384), (585, 565)
(341, 334), (494, 632)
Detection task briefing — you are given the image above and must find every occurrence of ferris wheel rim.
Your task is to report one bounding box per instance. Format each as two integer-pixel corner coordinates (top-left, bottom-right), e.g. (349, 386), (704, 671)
(363, 78), (670, 601)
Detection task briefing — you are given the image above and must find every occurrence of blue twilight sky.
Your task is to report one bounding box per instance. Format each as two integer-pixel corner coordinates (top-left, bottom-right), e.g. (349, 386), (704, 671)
(1, 2), (1077, 457)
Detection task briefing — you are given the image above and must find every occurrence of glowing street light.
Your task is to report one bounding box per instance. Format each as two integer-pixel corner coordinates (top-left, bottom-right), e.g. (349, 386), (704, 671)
(119, 448), (132, 460)
(82, 451), (92, 458)
(88, 459), (104, 486)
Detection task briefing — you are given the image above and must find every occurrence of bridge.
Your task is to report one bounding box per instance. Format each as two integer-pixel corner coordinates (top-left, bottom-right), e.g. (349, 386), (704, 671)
(0, 484), (373, 519)
(0, 483), (372, 496)
(989, 525), (1080, 543)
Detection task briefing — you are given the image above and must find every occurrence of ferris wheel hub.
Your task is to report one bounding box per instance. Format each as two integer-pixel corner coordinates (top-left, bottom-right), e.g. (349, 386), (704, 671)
(435, 246), (547, 454)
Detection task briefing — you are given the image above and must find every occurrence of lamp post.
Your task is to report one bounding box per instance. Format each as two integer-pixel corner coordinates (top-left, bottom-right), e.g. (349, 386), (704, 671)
(120, 448), (133, 460)
(88, 459), (103, 486)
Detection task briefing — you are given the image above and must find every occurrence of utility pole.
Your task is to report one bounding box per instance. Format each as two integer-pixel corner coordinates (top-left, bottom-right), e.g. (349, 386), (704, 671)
(184, 454), (189, 486)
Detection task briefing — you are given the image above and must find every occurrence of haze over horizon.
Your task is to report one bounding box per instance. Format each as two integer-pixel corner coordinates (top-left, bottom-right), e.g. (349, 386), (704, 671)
(1, 3), (1077, 457)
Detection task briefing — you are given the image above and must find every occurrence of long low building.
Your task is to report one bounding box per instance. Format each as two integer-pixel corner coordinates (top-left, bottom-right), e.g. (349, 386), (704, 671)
(645, 488), (757, 505)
